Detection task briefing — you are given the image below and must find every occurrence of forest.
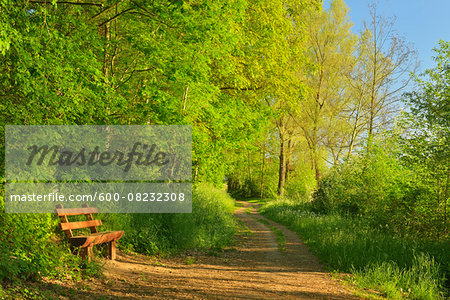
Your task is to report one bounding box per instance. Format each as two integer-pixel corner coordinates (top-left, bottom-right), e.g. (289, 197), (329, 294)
(0, 0), (449, 299)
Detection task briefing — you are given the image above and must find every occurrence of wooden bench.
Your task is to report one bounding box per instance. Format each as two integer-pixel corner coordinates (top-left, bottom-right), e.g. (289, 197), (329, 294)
(55, 204), (123, 261)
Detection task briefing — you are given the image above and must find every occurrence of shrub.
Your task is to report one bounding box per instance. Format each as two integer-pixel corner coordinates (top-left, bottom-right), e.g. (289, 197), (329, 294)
(0, 193), (82, 282)
(312, 135), (447, 239)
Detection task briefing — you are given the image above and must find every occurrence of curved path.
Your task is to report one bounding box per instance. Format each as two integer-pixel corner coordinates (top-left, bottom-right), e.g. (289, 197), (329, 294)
(45, 201), (358, 299)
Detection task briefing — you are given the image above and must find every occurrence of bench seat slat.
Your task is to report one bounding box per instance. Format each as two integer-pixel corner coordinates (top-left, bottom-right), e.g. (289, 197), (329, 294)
(56, 207), (99, 216)
(69, 231), (124, 248)
(60, 219), (102, 231)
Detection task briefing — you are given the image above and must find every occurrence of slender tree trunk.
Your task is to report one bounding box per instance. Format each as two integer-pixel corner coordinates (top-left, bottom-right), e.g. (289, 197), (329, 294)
(285, 138), (292, 182)
(103, 22), (110, 82)
(182, 86), (189, 112)
(312, 89), (322, 182)
(368, 107), (374, 139)
(278, 137), (286, 197)
(313, 148), (321, 181)
(444, 165), (449, 236)
(247, 150), (252, 197)
(312, 127), (321, 181)
(347, 131), (356, 160)
(193, 161), (199, 182)
(260, 147), (265, 200)
(247, 150), (252, 183)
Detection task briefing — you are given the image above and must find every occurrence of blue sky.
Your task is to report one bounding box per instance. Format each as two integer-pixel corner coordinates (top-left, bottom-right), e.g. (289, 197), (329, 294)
(324, 0), (450, 73)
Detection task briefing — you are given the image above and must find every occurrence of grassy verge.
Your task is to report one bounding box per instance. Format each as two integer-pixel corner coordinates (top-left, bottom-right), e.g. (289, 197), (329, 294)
(260, 200), (449, 299)
(255, 218), (286, 252)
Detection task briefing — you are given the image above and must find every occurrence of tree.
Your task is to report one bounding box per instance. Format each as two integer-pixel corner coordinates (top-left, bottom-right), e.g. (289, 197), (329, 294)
(299, 0), (357, 180)
(400, 40), (450, 238)
(357, 2), (418, 141)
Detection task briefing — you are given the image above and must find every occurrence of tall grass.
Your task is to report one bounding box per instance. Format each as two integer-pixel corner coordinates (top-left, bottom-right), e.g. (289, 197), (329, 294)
(102, 183), (237, 254)
(261, 200), (449, 299)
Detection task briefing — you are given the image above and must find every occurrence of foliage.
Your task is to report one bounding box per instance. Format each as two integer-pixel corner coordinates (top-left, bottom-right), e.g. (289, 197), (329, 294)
(0, 191), (86, 282)
(312, 41), (449, 239)
(0, 0), (292, 183)
(353, 253), (444, 299)
(299, 0), (357, 180)
(313, 133), (448, 239)
(0, 0), (308, 289)
(284, 163), (317, 201)
(406, 40), (450, 130)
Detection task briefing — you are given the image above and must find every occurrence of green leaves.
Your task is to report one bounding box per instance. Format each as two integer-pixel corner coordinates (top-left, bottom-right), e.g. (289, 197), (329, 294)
(407, 40), (450, 130)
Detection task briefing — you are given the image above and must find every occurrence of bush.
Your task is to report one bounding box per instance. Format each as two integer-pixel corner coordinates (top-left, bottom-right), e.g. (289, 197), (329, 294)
(0, 193), (83, 282)
(284, 165), (316, 202)
(170, 183), (236, 250)
(312, 136), (448, 239)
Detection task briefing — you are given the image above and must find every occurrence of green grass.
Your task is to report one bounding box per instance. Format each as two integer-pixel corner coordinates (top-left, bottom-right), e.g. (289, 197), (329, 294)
(234, 197), (270, 205)
(247, 198), (270, 204)
(234, 202), (244, 208)
(234, 218), (253, 237)
(255, 217), (286, 252)
(102, 183), (238, 255)
(185, 257), (197, 265)
(260, 199), (449, 299)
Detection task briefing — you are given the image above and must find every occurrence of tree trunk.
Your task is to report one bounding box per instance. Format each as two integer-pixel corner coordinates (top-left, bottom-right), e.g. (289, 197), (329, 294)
(313, 149), (321, 182)
(193, 161), (199, 182)
(247, 150), (252, 183)
(260, 147), (265, 200)
(312, 128), (321, 182)
(444, 165), (449, 236)
(285, 138), (293, 182)
(278, 138), (286, 197)
(103, 22), (110, 81)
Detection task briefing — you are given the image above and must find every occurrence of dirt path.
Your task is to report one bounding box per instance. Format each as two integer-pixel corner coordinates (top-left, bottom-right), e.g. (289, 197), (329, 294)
(46, 201), (358, 299)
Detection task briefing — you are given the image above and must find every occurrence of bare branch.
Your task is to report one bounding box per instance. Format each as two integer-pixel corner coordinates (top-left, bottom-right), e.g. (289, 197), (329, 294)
(97, 7), (134, 27)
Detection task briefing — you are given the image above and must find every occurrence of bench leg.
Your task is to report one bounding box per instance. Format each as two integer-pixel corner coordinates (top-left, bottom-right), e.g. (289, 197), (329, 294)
(109, 240), (116, 260)
(80, 246), (94, 262)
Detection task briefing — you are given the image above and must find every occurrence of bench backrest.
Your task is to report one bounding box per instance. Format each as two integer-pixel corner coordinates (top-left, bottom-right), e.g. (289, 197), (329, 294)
(55, 204), (100, 238)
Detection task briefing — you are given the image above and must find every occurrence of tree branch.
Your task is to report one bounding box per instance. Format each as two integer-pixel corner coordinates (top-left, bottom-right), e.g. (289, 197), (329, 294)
(97, 7), (134, 27)
(90, 1), (123, 20)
